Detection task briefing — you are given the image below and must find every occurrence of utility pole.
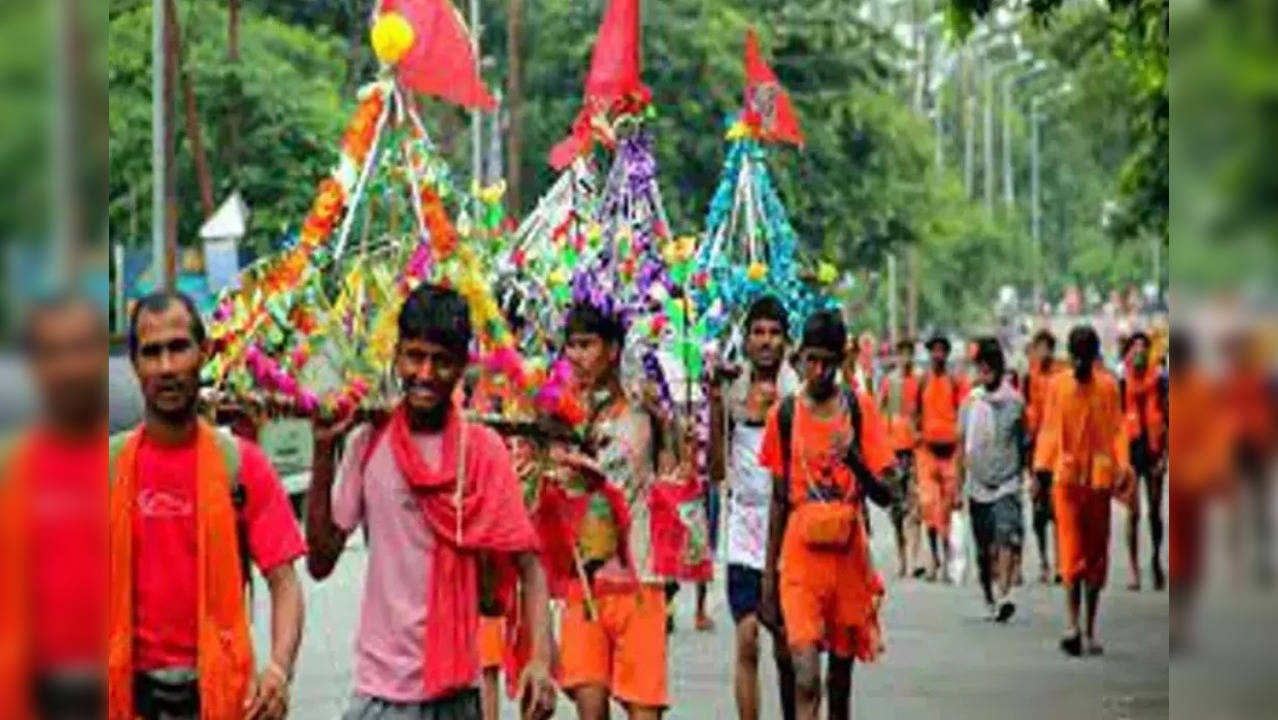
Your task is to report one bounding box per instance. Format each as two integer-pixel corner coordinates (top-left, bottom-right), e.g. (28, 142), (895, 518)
(469, 0), (483, 189)
(151, 0), (166, 289)
(1030, 96), (1042, 310)
(506, 0), (523, 214)
(983, 66), (995, 216)
(1003, 78), (1014, 212)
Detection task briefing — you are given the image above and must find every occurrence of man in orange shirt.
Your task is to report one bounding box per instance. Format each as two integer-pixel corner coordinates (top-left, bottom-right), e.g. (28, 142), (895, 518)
(879, 339), (921, 578)
(1220, 330), (1276, 587)
(915, 335), (963, 581)
(1167, 333), (1233, 652)
(1119, 331), (1168, 591)
(1025, 330), (1064, 584)
(758, 311), (896, 720)
(1034, 325), (1129, 657)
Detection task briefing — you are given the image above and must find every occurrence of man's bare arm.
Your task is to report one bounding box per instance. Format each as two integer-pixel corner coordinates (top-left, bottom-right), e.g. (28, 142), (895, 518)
(306, 431), (350, 580)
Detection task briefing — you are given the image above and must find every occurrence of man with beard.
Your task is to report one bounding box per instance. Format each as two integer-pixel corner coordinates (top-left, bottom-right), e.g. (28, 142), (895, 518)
(758, 311), (895, 720)
(915, 335), (964, 581)
(878, 338), (921, 579)
(1, 294), (108, 720)
(1034, 325), (1129, 657)
(708, 296), (800, 720)
(306, 284), (556, 720)
(107, 292), (305, 720)
(551, 301), (678, 720)
(1025, 330), (1065, 584)
(956, 339), (1027, 622)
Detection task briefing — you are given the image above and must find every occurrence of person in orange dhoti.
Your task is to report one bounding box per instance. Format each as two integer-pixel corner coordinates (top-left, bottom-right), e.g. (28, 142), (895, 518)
(1025, 330), (1066, 584)
(915, 335), (964, 581)
(1166, 333), (1233, 652)
(1034, 325), (1129, 657)
(1220, 330), (1277, 587)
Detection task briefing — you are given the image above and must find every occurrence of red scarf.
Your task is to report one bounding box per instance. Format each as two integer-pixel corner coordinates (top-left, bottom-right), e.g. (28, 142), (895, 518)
(387, 405), (540, 698)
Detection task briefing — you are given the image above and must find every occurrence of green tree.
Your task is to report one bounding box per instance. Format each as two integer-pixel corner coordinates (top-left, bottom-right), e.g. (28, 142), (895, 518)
(109, 0), (347, 255)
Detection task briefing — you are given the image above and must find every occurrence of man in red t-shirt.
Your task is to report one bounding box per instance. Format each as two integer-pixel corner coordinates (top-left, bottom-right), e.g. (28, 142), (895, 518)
(116, 292), (306, 720)
(1, 294), (109, 720)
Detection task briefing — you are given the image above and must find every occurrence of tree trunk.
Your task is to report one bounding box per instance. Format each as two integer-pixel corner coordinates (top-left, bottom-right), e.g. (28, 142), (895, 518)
(505, 0), (523, 215)
(227, 0), (241, 174)
(167, 0), (215, 220)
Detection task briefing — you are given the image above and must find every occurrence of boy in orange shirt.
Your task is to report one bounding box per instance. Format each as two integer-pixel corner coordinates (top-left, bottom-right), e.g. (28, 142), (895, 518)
(1025, 330), (1064, 584)
(758, 311), (896, 720)
(879, 339), (921, 578)
(1034, 325), (1129, 657)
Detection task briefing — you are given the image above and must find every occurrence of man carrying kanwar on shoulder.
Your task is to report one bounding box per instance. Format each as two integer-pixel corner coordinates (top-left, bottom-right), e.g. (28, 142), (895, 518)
(107, 291), (306, 720)
(914, 334), (964, 581)
(1034, 325), (1130, 657)
(956, 338), (1028, 623)
(878, 338), (922, 579)
(1, 294), (109, 720)
(306, 283), (557, 720)
(757, 310), (896, 720)
(550, 300), (682, 720)
(1025, 329), (1065, 585)
(708, 296), (800, 720)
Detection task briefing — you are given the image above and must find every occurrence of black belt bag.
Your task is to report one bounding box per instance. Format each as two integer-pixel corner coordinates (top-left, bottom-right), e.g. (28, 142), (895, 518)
(134, 669), (199, 719)
(33, 671), (104, 720)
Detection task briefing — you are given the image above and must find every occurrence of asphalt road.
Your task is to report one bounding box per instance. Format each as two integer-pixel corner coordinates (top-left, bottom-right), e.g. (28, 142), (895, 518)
(255, 499), (1178, 720)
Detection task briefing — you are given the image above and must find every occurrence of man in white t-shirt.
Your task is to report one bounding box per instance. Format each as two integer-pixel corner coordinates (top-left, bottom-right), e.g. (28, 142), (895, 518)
(709, 297), (800, 720)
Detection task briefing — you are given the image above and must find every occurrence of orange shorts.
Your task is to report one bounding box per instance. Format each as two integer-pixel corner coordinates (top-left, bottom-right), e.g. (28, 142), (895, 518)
(479, 615), (505, 670)
(1053, 481), (1111, 589)
(558, 583), (668, 709)
(916, 447), (959, 533)
(779, 520), (882, 661)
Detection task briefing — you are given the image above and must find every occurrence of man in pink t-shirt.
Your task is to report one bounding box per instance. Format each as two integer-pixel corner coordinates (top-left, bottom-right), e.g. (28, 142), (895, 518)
(117, 292), (306, 720)
(306, 284), (556, 720)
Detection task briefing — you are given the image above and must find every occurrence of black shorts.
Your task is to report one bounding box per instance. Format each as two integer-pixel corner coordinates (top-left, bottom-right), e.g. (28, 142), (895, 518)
(727, 564), (763, 624)
(970, 494), (1024, 552)
(890, 450), (916, 524)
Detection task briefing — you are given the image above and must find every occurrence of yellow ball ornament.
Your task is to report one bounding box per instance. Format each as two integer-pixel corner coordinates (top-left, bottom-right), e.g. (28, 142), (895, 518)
(747, 261), (768, 282)
(817, 261), (838, 285)
(371, 12), (415, 66)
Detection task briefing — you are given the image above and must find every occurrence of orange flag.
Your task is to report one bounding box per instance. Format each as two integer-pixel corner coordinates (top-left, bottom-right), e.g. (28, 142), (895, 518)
(384, 0), (496, 111)
(743, 28), (803, 146)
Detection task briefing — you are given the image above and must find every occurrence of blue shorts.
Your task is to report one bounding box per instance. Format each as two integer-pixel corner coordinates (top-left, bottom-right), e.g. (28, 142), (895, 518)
(727, 564), (763, 624)
(705, 482), (721, 552)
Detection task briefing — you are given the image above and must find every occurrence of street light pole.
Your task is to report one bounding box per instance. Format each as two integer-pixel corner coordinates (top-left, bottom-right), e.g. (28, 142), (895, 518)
(1031, 96), (1042, 310)
(151, 0), (165, 289)
(469, 0), (482, 190)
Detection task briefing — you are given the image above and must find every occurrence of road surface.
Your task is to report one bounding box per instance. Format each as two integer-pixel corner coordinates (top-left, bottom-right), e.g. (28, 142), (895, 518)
(257, 500), (1176, 719)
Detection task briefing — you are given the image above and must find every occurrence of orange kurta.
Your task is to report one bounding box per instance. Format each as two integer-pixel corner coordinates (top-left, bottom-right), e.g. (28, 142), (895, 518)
(916, 372), (962, 533)
(878, 370), (920, 452)
(1034, 371), (1129, 589)
(1026, 360), (1064, 439)
(1168, 369), (1233, 586)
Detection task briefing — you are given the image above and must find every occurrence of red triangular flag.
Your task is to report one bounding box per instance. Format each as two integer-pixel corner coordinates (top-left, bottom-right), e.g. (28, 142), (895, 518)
(585, 0), (645, 102)
(743, 28), (803, 146)
(384, 0), (497, 111)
